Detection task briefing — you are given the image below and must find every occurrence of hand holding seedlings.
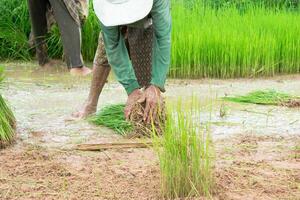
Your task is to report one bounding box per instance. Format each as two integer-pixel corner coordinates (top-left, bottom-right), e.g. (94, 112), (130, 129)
(138, 85), (163, 123)
(125, 89), (144, 120)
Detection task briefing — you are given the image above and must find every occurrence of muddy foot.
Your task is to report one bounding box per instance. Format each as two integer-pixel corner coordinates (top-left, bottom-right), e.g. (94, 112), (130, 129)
(71, 104), (97, 120)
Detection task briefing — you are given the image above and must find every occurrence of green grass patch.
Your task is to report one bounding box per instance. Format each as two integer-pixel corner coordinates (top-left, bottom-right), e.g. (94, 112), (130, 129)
(223, 90), (299, 105)
(89, 104), (133, 135)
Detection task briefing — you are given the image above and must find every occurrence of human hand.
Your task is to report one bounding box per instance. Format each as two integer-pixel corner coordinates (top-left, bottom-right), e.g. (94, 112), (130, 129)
(138, 85), (163, 123)
(125, 89), (143, 120)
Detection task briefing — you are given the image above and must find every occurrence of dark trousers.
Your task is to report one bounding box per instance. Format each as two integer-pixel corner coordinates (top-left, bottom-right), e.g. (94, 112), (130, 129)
(28, 0), (83, 68)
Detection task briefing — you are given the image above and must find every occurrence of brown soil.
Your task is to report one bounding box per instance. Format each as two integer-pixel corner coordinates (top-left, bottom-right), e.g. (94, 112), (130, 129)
(1, 134), (299, 200)
(0, 145), (160, 200)
(215, 134), (300, 200)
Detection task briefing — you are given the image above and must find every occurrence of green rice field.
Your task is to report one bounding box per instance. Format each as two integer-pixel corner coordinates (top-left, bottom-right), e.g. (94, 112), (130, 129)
(0, 0), (299, 78)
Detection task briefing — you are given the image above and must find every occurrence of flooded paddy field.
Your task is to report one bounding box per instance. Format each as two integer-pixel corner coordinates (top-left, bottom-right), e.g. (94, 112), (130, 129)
(0, 62), (299, 199)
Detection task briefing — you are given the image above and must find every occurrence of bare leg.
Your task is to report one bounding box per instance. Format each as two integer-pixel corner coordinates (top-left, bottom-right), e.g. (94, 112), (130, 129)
(72, 33), (110, 118)
(72, 65), (110, 118)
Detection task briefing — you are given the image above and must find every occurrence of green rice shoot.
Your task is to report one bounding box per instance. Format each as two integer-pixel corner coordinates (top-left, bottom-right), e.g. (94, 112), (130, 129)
(152, 100), (214, 198)
(89, 104), (133, 135)
(223, 90), (299, 105)
(0, 66), (16, 147)
(0, 96), (15, 144)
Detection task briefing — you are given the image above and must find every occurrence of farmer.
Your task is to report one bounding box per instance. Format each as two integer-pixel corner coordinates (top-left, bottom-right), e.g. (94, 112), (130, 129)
(73, 0), (171, 122)
(28, 0), (91, 76)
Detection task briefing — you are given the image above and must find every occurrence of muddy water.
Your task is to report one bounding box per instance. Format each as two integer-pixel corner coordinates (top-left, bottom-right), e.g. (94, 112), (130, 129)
(1, 62), (300, 148)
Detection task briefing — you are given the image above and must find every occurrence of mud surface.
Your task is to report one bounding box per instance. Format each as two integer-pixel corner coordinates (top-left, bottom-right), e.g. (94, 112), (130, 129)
(0, 62), (299, 199)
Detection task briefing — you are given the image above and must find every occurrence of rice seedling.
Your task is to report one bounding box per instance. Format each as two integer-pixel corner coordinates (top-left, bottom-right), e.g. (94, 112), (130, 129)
(223, 90), (300, 105)
(0, 67), (16, 148)
(89, 104), (133, 135)
(152, 100), (215, 198)
(0, 66), (4, 84)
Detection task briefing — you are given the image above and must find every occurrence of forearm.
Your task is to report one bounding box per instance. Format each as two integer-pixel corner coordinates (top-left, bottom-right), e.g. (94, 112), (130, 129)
(150, 0), (172, 92)
(100, 23), (140, 95)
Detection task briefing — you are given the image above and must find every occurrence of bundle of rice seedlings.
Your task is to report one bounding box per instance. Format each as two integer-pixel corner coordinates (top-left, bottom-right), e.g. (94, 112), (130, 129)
(89, 104), (132, 135)
(89, 102), (166, 137)
(0, 95), (16, 148)
(223, 90), (300, 107)
(0, 67), (16, 148)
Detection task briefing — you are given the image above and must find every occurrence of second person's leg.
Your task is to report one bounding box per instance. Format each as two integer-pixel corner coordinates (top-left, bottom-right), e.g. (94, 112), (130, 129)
(27, 0), (49, 66)
(48, 0), (90, 75)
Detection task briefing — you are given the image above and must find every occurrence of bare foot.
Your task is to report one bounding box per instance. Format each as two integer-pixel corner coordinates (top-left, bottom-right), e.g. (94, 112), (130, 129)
(70, 66), (92, 76)
(71, 104), (97, 119)
(40, 59), (64, 68)
(33, 60), (67, 74)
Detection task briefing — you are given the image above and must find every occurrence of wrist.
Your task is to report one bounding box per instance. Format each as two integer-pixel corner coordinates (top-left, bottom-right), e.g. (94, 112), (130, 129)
(149, 80), (166, 93)
(128, 88), (141, 96)
(125, 81), (140, 95)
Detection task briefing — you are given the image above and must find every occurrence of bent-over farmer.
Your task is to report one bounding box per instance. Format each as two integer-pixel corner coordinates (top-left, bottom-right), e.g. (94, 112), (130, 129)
(73, 0), (171, 122)
(28, 0), (92, 76)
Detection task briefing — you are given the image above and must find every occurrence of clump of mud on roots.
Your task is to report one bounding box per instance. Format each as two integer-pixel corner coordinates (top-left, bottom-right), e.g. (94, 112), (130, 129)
(280, 99), (300, 108)
(128, 101), (166, 138)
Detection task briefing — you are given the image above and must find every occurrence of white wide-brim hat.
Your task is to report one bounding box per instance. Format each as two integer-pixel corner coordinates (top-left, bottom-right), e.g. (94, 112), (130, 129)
(93, 0), (154, 27)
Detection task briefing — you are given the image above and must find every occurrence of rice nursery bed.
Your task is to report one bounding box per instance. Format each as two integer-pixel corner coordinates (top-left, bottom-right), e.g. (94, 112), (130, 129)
(1, 0), (299, 78)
